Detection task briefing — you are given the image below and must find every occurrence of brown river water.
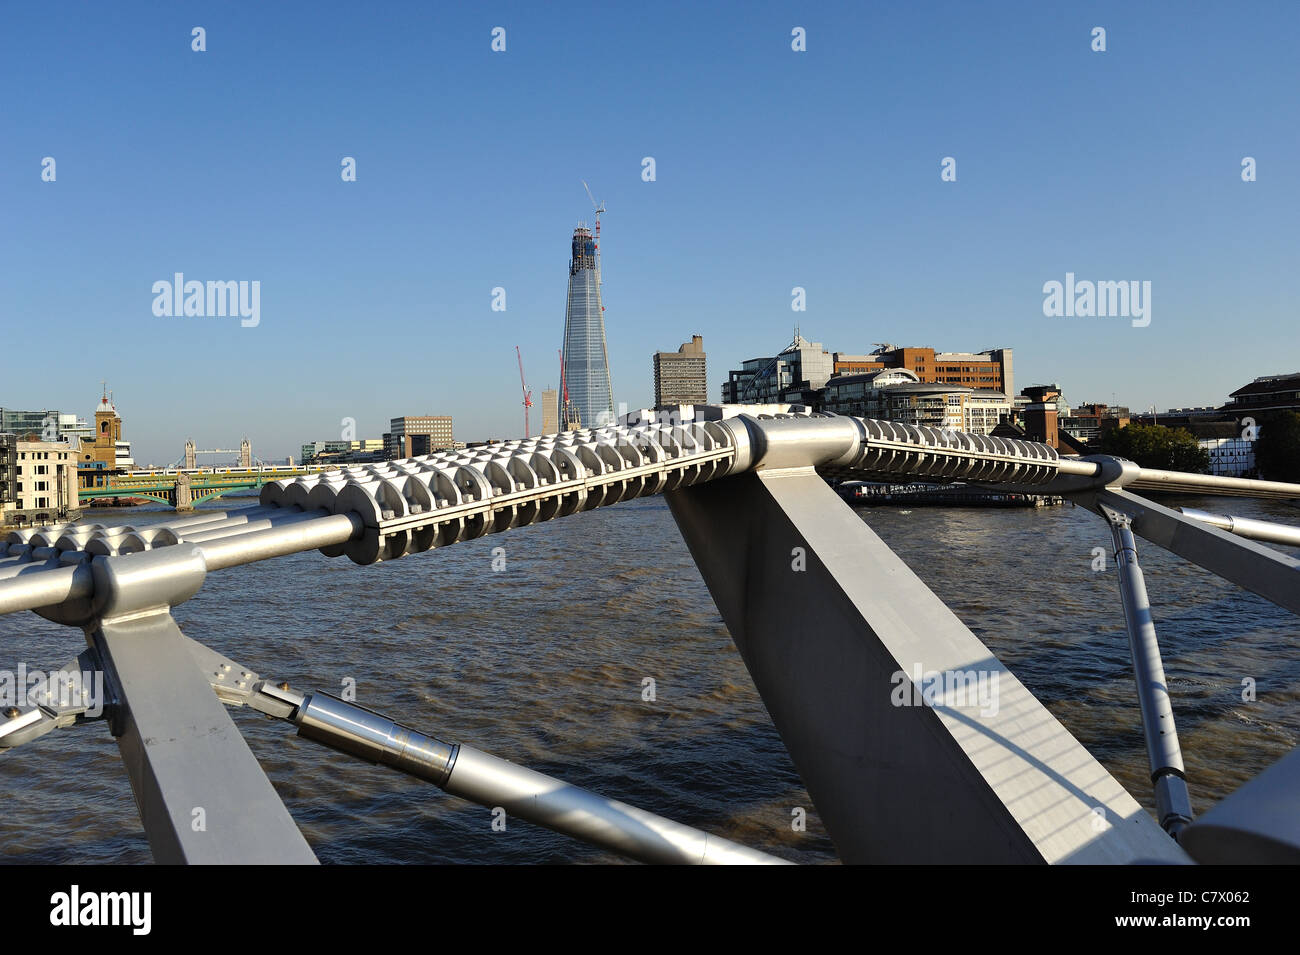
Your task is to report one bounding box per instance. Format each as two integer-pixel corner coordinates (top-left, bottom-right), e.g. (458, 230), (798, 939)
(1, 491), (1296, 863)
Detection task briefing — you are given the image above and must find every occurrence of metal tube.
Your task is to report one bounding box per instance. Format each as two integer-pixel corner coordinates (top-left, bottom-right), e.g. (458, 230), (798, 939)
(1178, 507), (1300, 548)
(443, 744), (791, 864)
(147, 508), (261, 531)
(178, 508), (323, 544)
(295, 692), (457, 785)
(291, 692), (787, 864)
(1105, 511), (1193, 837)
(1055, 458), (1104, 477)
(0, 555), (38, 580)
(197, 512), (363, 571)
(0, 563), (94, 617)
(1131, 468), (1300, 500)
(1079, 487), (1300, 616)
(147, 508), (274, 536)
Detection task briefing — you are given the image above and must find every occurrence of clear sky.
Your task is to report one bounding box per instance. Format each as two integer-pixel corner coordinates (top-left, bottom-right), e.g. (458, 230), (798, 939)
(2, 1), (1296, 465)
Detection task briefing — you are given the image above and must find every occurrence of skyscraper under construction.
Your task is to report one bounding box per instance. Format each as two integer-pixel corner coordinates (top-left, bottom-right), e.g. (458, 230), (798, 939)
(560, 223), (614, 429)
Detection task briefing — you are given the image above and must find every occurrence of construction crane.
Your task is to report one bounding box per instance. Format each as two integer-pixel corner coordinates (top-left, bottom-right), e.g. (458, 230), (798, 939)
(558, 347), (580, 430)
(516, 346), (533, 438)
(582, 180), (612, 426)
(582, 179), (606, 285)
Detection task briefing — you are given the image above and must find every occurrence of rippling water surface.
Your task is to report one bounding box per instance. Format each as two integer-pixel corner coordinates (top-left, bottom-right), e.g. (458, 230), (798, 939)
(2, 491), (1296, 864)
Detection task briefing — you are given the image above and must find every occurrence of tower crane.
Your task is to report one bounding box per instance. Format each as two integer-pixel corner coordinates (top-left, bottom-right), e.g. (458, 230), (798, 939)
(559, 347), (580, 430)
(516, 346), (533, 438)
(582, 179), (606, 284)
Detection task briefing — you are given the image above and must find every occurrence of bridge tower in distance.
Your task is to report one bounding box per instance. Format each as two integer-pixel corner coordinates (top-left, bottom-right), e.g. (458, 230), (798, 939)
(184, 440), (196, 470)
(239, 438), (251, 469)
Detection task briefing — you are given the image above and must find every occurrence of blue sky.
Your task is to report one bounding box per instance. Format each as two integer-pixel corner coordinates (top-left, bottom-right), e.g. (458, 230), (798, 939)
(2, 1), (1296, 465)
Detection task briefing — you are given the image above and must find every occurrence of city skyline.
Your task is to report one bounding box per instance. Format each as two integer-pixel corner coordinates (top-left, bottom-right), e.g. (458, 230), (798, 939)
(2, 2), (1297, 465)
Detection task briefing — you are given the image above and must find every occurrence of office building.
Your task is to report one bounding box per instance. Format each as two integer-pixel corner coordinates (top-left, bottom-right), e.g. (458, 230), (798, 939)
(832, 345), (1013, 399)
(722, 335), (835, 405)
(0, 408), (93, 446)
(653, 335), (708, 406)
(302, 439), (385, 465)
(540, 389), (559, 436)
(560, 224), (614, 429)
(384, 416), (454, 458)
(822, 369), (1011, 434)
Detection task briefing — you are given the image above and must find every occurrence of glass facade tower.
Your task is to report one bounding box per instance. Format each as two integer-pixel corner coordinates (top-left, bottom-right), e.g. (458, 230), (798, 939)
(561, 225), (614, 428)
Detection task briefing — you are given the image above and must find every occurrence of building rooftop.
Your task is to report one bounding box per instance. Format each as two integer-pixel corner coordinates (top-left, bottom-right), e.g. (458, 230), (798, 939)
(826, 369), (923, 388)
(1229, 373), (1300, 397)
(880, 382), (974, 395)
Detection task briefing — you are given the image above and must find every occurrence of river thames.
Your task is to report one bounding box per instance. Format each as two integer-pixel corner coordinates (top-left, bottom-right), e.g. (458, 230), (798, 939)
(2, 492), (1296, 863)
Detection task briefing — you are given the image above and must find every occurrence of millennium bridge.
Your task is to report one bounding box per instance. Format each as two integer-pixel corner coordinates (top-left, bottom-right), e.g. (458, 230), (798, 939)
(3, 411), (1298, 864)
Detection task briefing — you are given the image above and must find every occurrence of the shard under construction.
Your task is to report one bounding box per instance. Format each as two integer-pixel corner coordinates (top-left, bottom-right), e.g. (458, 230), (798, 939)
(560, 223), (614, 429)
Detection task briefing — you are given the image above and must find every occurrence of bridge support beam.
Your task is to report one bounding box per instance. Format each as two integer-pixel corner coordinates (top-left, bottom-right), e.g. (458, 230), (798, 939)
(1068, 487), (1300, 615)
(667, 468), (1189, 864)
(86, 546), (316, 863)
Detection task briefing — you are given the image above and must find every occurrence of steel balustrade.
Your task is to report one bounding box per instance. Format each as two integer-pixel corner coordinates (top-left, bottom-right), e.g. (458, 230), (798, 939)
(2, 411), (1299, 864)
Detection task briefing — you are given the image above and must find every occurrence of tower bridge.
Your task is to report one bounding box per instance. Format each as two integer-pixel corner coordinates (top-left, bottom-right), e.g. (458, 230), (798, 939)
(179, 438), (253, 470)
(4, 411), (1300, 864)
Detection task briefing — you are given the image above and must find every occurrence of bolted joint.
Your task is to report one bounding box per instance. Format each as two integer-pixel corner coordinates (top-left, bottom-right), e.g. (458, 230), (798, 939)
(1099, 503), (1133, 531)
(1155, 771), (1195, 838)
